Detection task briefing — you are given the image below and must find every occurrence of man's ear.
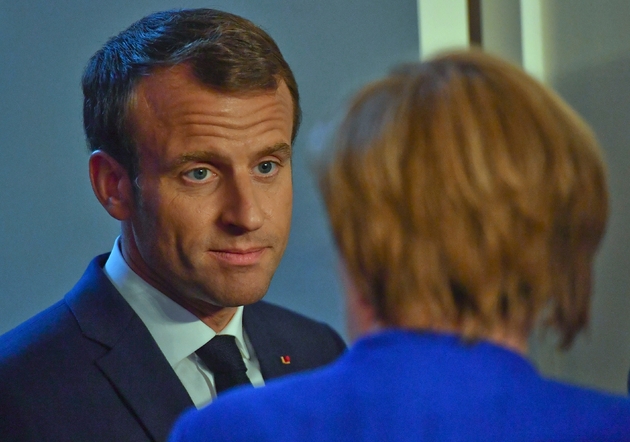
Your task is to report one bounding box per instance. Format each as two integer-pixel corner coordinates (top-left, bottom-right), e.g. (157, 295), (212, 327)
(89, 150), (135, 221)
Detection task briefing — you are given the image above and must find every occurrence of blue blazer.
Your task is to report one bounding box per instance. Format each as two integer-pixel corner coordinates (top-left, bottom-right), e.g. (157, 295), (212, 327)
(0, 255), (346, 441)
(170, 330), (630, 441)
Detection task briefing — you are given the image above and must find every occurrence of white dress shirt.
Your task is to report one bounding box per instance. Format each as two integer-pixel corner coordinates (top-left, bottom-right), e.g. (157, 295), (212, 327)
(103, 238), (264, 408)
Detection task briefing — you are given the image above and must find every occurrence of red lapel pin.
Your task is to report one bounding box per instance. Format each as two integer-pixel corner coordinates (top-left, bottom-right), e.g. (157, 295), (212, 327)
(280, 355), (291, 365)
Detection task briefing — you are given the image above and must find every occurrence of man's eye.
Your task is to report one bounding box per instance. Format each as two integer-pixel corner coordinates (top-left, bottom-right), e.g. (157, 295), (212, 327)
(257, 161), (276, 175)
(185, 168), (211, 181)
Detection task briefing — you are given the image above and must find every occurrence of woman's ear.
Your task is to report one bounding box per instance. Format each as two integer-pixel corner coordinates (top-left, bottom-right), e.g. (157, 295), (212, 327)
(89, 150), (135, 221)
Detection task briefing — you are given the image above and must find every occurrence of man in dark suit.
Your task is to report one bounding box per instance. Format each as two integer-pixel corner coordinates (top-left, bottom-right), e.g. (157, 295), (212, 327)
(169, 51), (630, 441)
(0, 9), (345, 441)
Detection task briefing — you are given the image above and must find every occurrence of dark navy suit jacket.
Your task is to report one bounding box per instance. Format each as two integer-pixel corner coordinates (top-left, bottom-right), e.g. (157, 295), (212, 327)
(0, 255), (346, 441)
(170, 330), (630, 441)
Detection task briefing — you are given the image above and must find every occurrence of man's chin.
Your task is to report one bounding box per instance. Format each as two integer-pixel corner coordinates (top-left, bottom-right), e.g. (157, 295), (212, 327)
(195, 284), (270, 309)
(212, 291), (268, 308)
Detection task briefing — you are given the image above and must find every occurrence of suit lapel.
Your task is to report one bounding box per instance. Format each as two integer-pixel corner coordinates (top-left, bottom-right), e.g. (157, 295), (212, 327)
(95, 317), (193, 441)
(66, 255), (193, 441)
(243, 302), (297, 380)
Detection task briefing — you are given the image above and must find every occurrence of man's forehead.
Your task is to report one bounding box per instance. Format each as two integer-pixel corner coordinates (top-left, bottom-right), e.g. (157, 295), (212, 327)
(128, 65), (293, 164)
(130, 65), (293, 122)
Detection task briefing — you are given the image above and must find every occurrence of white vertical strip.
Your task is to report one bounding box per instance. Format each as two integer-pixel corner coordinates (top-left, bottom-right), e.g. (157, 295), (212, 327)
(417, 0), (470, 59)
(520, 0), (546, 81)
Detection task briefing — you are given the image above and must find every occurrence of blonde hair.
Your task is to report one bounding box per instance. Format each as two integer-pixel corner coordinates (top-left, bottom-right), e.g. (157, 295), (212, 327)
(319, 50), (608, 348)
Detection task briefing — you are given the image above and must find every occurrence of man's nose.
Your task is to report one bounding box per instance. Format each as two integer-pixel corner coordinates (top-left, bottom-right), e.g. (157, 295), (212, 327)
(219, 172), (265, 233)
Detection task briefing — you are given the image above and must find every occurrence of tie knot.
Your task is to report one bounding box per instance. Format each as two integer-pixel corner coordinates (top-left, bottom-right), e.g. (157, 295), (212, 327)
(196, 335), (245, 373)
(196, 334), (252, 394)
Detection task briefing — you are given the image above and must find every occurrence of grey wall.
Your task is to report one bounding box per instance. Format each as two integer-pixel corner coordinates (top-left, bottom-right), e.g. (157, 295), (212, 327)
(529, 0), (630, 394)
(0, 1), (419, 338)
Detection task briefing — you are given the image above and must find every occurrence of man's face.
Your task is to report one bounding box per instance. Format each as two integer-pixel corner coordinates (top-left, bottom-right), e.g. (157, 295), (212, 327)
(122, 65), (293, 312)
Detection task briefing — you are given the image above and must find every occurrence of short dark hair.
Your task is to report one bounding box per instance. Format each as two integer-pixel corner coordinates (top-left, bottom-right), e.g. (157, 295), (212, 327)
(82, 8), (301, 178)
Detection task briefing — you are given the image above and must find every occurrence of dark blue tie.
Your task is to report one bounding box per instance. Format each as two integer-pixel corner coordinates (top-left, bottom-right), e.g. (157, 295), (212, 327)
(196, 335), (252, 394)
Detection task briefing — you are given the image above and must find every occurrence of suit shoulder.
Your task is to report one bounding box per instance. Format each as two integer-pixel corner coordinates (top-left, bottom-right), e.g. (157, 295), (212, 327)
(247, 301), (340, 335)
(0, 300), (78, 365)
(247, 300), (321, 322)
(245, 300), (347, 355)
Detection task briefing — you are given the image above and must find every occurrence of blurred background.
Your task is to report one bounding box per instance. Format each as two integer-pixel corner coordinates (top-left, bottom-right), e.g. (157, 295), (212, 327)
(0, 0), (628, 394)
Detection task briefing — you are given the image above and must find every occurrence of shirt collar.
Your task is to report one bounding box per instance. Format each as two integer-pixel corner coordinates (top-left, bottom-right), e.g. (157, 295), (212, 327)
(102, 237), (250, 367)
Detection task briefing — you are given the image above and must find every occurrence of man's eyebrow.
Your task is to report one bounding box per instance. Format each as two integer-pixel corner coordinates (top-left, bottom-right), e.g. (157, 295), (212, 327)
(172, 151), (224, 167)
(259, 143), (292, 159)
(172, 143), (292, 167)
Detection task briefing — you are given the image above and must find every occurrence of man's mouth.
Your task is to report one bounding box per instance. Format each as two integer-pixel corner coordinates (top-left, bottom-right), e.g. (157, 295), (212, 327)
(208, 248), (266, 266)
